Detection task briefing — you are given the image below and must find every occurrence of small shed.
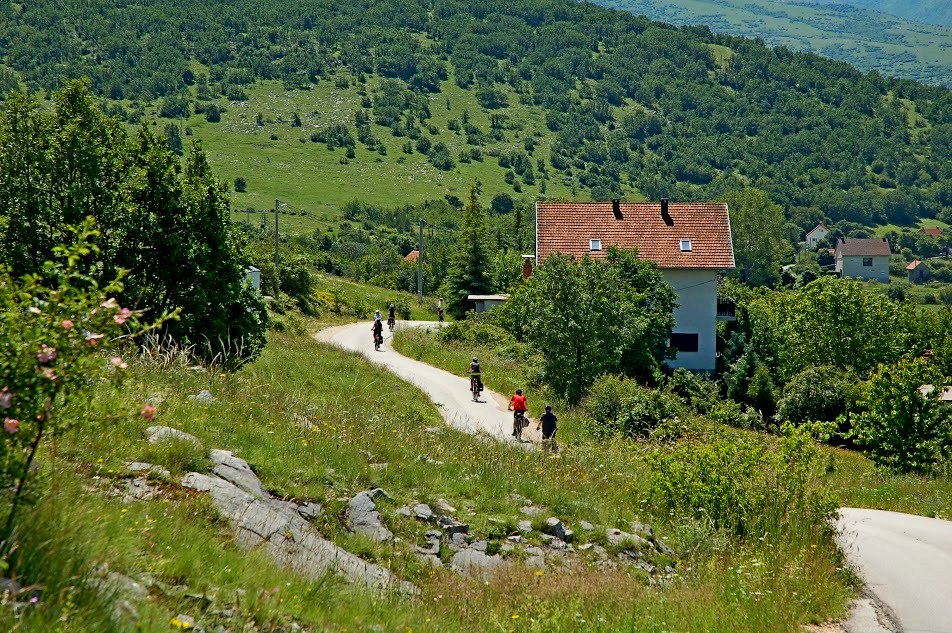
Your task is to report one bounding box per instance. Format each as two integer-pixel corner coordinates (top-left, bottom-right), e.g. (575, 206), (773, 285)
(244, 266), (261, 293)
(906, 260), (929, 283)
(404, 250), (419, 263)
(467, 294), (509, 313)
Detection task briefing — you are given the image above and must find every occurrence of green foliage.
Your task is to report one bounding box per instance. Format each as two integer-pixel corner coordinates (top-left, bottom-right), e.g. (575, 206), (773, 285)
(852, 357), (952, 473)
(441, 187), (492, 318)
(737, 276), (915, 385)
(648, 425), (838, 540)
(496, 249), (676, 401)
(776, 365), (860, 428)
(0, 222), (161, 540)
(726, 188), (793, 286)
(0, 82), (268, 367)
(664, 368), (719, 414)
(583, 374), (684, 439)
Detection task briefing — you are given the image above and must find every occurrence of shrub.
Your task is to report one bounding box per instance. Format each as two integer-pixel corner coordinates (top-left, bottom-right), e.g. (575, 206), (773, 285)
(776, 365), (858, 428)
(0, 222), (162, 539)
(647, 425), (837, 539)
(851, 356), (952, 473)
(233, 176), (247, 192)
(583, 375), (683, 439)
(665, 368), (719, 414)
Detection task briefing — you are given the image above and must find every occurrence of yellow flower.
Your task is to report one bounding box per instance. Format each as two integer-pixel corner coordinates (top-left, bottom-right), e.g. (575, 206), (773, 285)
(535, 570), (543, 576)
(170, 617), (193, 629)
(511, 614), (520, 620)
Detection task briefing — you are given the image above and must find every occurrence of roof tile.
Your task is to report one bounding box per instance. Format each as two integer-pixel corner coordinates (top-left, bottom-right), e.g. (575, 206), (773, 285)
(536, 201), (734, 269)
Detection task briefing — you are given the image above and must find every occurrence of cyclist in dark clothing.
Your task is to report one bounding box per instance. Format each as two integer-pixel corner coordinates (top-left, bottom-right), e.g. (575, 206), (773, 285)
(466, 357), (483, 393)
(371, 317), (384, 349)
(387, 303), (396, 331)
(538, 404), (558, 453)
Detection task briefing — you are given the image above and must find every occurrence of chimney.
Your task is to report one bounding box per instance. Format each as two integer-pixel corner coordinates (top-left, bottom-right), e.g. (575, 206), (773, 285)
(611, 198), (622, 219)
(522, 255), (534, 279)
(660, 197), (673, 226)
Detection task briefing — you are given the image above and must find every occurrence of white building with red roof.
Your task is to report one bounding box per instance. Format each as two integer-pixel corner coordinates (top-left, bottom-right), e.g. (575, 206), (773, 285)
(833, 238), (891, 283)
(535, 198), (735, 372)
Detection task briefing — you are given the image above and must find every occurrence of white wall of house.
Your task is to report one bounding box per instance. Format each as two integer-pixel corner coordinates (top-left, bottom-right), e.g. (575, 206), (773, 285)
(836, 255), (889, 282)
(805, 226), (829, 249)
(662, 269), (718, 373)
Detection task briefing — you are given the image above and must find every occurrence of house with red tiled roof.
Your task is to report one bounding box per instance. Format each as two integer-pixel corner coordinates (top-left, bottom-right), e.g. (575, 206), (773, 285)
(535, 198), (735, 372)
(804, 223), (830, 249)
(921, 227), (943, 237)
(404, 249), (419, 263)
(906, 259), (929, 283)
(834, 238), (891, 283)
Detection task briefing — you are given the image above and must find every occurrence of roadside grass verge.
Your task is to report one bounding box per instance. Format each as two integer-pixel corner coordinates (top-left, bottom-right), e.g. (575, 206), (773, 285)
(4, 327), (853, 630)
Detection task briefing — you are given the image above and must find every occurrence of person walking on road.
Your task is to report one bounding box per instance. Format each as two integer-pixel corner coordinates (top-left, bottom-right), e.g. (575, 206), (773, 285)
(538, 404), (558, 454)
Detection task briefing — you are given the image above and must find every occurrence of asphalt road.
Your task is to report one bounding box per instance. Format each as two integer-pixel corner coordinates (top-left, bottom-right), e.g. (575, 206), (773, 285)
(316, 320), (541, 443)
(838, 508), (952, 633)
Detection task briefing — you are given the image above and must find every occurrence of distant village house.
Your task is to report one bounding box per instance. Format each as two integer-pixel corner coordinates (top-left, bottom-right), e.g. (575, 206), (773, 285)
(535, 198), (735, 373)
(906, 260), (929, 283)
(834, 238), (891, 283)
(804, 223), (829, 250)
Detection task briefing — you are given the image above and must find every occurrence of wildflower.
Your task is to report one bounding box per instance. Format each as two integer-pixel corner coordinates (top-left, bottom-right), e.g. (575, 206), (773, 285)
(110, 356), (128, 369)
(42, 367), (56, 381)
(141, 403), (156, 421)
(511, 614), (520, 620)
(101, 297), (118, 309)
(84, 331), (104, 346)
(4, 418), (19, 434)
(36, 344), (57, 363)
(0, 388), (11, 409)
(62, 319), (74, 329)
(170, 616), (194, 629)
(114, 307), (132, 325)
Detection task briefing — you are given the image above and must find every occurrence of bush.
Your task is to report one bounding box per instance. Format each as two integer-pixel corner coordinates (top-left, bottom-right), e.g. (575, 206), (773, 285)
(851, 356), (952, 473)
(583, 375), (683, 439)
(437, 316), (514, 348)
(648, 425), (837, 539)
(665, 368), (719, 414)
(233, 176), (247, 192)
(776, 365), (858, 428)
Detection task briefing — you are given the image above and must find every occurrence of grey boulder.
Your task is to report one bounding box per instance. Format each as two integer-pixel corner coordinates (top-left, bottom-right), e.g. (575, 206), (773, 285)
(346, 490), (394, 543)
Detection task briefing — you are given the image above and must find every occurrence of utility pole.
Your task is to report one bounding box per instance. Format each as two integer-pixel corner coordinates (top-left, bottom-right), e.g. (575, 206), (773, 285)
(274, 199), (286, 298)
(417, 218), (425, 304)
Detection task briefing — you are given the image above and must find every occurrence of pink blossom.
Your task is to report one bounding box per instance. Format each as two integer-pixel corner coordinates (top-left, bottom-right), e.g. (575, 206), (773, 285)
(62, 319), (74, 329)
(100, 297), (118, 309)
(84, 331), (104, 346)
(42, 367), (56, 381)
(0, 388), (10, 410)
(4, 418), (19, 434)
(114, 307), (132, 325)
(36, 344), (57, 364)
(141, 403), (156, 421)
(110, 356), (128, 369)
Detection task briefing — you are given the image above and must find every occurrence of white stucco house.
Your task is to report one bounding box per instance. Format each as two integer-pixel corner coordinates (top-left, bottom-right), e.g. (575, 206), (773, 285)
(834, 238), (891, 283)
(804, 223), (830, 249)
(535, 199), (735, 373)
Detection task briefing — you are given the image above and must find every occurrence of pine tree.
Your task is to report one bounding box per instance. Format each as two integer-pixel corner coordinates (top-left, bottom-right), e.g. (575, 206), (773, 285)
(442, 186), (492, 318)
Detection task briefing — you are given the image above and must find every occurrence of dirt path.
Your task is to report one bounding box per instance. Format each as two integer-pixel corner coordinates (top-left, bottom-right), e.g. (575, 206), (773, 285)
(316, 320), (543, 445)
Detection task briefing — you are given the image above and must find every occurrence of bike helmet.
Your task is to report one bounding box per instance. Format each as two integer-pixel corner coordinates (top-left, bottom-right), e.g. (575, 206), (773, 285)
(515, 389), (523, 395)
(545, 404), (552, 411)
(472, 357), (478, 362)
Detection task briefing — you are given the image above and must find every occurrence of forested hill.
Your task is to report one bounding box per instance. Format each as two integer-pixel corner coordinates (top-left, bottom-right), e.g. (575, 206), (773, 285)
(1, 0), (951, 228)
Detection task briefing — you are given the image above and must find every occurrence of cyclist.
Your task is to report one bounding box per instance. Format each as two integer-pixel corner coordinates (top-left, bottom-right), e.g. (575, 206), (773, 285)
(466, 357), (483, 396)
(387, 303), (396, 331)
(508, 389), (528, 438)
(371, 314), (384, 349)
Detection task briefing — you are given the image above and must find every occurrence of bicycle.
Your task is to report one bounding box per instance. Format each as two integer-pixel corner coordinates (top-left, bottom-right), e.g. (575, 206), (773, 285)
(513, 410), (528, 441)
(374, 332), (383, 351)
(387, 316), (395, 331)
(470, 376), (482, 402)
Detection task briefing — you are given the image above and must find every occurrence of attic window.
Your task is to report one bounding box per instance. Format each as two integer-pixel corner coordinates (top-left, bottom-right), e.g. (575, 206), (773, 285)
(590, 239), (602, 252)
(679, 239), (693, 252)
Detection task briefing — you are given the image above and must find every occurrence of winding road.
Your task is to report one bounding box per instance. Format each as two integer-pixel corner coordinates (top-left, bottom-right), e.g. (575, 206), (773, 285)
(318, 320), (952, 633)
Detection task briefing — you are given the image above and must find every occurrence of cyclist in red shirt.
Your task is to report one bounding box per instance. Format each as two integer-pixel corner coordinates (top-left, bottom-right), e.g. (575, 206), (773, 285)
(508, 389), (528, 438)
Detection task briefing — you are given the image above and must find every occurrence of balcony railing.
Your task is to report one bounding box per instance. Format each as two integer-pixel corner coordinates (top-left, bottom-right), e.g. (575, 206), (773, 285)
(716, 298), (736, 320)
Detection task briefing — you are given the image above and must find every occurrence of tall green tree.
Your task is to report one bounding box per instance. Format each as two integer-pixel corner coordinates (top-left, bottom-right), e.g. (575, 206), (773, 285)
(441, 186), (492, 317)
(497, 249), (675, 402)
(726, 188), (794, 286)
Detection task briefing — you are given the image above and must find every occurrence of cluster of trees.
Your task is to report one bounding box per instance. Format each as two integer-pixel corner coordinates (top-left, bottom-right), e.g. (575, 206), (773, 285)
(1, 0), (950, 225)
(0, 82), (267, 364)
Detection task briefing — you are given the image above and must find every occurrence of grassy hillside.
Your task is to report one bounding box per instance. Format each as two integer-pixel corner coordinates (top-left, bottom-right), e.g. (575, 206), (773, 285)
(808, 0), (952, 28)
(598, 0), (952, 87)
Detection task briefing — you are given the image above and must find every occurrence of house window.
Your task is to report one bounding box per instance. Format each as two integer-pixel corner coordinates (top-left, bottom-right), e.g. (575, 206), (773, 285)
(670, 333), (699, 353)
(680, 239), (692, 252)
(590, 239), (602, 252)
(862, 257), (873, 267)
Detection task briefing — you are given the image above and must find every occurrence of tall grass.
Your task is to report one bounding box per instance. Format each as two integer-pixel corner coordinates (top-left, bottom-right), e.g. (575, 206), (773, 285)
(2, 327), (857, 630)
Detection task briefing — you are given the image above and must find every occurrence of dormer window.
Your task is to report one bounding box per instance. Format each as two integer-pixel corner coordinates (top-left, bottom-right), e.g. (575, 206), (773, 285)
(590, 239), (602, 252)
(680, 239), (693, 252)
